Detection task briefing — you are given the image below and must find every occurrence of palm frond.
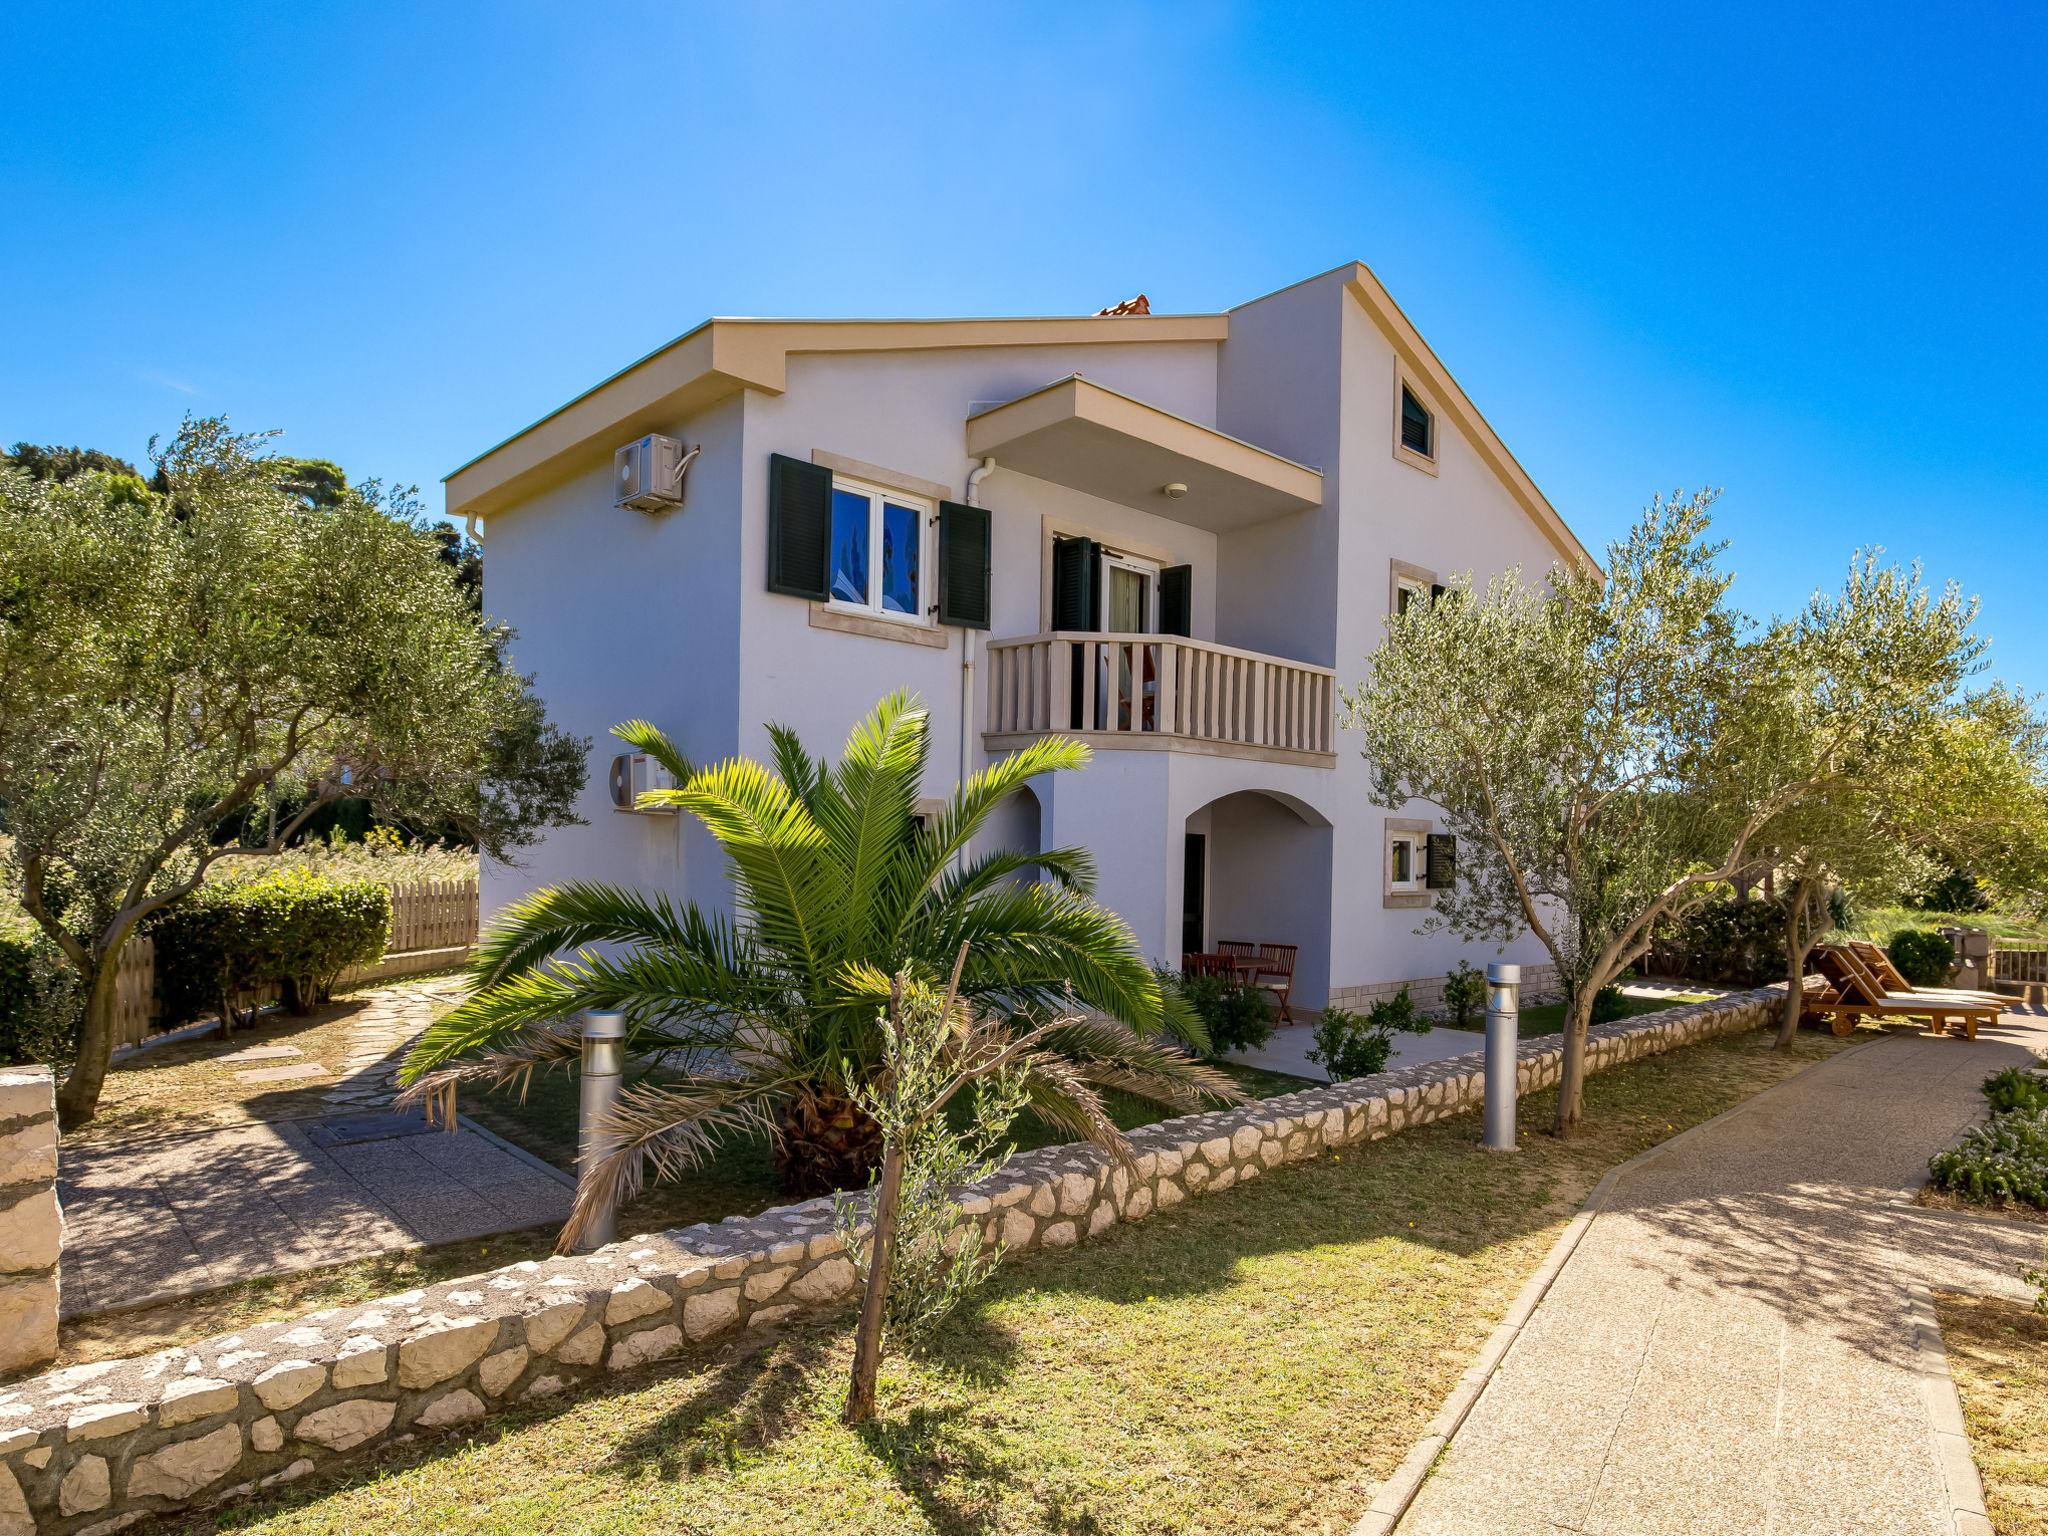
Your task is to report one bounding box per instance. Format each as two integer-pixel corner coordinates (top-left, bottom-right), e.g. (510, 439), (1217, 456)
(466, 880), (705, 991)
(559, 1078), (787, 1252)
(395, 1019), (585, 1124)
(766, 722), (823, 808)
(611, 719), (696, 788)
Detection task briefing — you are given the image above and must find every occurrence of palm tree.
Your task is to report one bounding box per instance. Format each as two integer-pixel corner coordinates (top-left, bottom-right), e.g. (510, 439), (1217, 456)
(400, 693), (1234, 1225)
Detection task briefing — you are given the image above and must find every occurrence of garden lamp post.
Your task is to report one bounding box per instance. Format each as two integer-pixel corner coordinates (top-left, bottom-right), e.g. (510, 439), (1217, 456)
(1483, 962), (1520, 1152)
(575, 1008), (627, 1251)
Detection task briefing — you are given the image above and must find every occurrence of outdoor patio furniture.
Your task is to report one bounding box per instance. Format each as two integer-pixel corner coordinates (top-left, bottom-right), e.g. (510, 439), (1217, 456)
(1803, 944), (2002, 1039)
(1218, 939), (1298, 1025)
(1182, 951), (1248, 981)
(1842, 938), (2005, 1005)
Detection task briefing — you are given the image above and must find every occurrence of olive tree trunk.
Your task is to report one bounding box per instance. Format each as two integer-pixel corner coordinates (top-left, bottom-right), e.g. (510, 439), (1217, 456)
(843, 1141), (905, 1426)
(1775, 873), (1820, 1049)
(1551, 985), (1598, 1135)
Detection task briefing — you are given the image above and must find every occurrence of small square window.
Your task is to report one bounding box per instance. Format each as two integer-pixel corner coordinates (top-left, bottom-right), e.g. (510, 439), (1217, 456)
(825, 476), (932, 623)
(1388, 832), (1425, 893)
(1400, 386), (1434, 459)
(1396, 579), (1427, 615)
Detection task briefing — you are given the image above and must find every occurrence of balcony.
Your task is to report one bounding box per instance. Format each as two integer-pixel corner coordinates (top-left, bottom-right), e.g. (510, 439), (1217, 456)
(983, 633), (1337, 766)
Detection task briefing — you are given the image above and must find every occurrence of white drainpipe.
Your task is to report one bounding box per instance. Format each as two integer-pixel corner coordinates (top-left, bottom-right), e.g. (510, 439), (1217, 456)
(960, 457), (997, 846)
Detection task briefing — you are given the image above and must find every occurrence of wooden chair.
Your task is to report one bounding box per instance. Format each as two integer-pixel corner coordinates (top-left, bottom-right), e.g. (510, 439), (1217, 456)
(1181, 952), (1238, 980)
(1254, 942), (1298, 1025)
(1219, 939), (1298, 1025)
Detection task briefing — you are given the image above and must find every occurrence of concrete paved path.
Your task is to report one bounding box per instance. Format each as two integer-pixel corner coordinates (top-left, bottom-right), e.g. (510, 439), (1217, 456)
(59, 981), (572, 1316)
(1397, 1011), (2048, 1536)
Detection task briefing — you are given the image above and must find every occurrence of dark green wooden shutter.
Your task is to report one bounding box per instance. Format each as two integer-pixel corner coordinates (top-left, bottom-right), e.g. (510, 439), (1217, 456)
(1050, 536), (1099, 631)
(1426, 833), (1456, 890)
(937, 500), (991, 629)
(766, 454), (831, 600)
(1160, 564), (1192, 637)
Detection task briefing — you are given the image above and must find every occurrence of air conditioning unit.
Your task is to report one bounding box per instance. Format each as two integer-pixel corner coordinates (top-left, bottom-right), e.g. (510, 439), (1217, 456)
(614, 434), (689, 513)
(608, 753), (679, 813)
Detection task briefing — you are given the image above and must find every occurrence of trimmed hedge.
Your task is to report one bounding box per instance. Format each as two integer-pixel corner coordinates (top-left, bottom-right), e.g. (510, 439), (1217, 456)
(0, 917), (82, 1066)
(148, 869), (390, 1028)
(1668, 897), (1787, 987)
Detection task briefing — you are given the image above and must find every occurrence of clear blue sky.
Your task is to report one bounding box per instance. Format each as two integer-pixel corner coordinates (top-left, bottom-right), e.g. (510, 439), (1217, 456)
(5, 3), (2043, 688)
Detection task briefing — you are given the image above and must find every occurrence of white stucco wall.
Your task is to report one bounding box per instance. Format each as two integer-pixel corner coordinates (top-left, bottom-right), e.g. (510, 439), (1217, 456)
(477, 393), (746, 923)
(467, 275), (1584, 1010)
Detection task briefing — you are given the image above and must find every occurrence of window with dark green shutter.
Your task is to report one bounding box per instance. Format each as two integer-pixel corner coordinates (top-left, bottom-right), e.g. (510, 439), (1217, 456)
(1426, 832), (1457, 890)
(1160, 564), (1192, 637)
(1050, 536), (1100, 632)
(1400, 386), (1434, 459)
(767, 454), (831, 600)
(936, 501), (991, 629)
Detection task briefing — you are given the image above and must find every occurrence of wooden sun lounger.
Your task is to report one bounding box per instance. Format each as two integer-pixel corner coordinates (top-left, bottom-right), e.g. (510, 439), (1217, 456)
(1842, 939), (2004, 1005)
(1805, 944), (2002, 1039)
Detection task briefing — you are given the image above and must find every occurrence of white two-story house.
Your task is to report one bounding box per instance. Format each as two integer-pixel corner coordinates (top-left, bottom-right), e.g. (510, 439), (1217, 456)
(447, 261), (1593, 1016)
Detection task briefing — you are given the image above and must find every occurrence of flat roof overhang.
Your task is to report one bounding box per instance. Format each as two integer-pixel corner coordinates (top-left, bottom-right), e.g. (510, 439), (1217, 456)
(965, 376), (1322, 531)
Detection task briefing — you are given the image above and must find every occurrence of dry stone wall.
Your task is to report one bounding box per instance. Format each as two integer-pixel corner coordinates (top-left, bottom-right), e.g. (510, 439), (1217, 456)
(0, 1070), (59, 1381)
(0, 985), (1795, 1533)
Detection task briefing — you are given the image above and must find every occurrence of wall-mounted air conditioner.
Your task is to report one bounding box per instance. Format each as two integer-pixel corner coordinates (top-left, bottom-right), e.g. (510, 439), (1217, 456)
(614, 434), (699, 513)
(609, 753), (679, 813)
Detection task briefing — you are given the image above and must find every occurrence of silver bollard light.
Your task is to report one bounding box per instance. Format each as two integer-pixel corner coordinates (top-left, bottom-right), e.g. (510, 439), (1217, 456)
(575, 1009), (628, 1252)
(1483, 962), (1520, 1152)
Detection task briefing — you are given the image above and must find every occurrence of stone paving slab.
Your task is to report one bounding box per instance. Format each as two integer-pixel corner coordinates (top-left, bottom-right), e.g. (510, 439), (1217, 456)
(1396, 1010), (2048, 1536)
(57, 1113), (573, 1316)
(232, 1062), (330, 1083)
(56, 979), (574, 1318)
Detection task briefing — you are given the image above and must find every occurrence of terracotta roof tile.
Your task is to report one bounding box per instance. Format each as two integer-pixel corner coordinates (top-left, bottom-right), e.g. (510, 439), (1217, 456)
(1094, 294), (1151, 317)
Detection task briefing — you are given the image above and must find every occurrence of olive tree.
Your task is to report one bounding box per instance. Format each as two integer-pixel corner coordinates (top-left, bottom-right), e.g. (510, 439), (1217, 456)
(1750, 556), (1992, 1045)
(0, 418), (585, 1126)
(1343, 492), (1815, 1132)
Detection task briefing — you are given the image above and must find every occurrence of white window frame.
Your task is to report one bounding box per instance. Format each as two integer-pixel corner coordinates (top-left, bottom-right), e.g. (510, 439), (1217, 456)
(826, 473), (934, 626)
(1099, 549), (1163, 634)
(1384, 816), (1433, 907)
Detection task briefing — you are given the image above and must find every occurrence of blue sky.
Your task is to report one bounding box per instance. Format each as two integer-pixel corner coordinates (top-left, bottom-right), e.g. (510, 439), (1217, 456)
(4, 2), (2044, 688)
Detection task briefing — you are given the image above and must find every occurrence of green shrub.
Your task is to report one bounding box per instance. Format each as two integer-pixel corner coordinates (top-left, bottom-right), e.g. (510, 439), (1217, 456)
(1913, 867), (1990, 914)
(0, 919), (83, 1066)
(1887, 928), (1956, 989)
(1984, 1066), (2048, 1117)
(1589, 983), (1630, 1025)
(1669, 897), (1785, 986)
(148, 869), (389, 1028)
(1442, 961), (1485, 1027)
(1307, 988), (1429, 1081)
(1158, 967), (1273, 1056)
(1929, 1108), (2048, 1208)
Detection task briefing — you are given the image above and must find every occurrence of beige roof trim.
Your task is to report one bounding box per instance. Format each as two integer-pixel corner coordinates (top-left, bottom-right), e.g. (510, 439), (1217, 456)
(1331, 263), (1597, 575)
(446, 312), (1229, 520)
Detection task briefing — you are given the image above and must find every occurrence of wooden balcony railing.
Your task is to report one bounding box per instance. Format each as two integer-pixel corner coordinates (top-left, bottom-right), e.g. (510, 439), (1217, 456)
(983, 632), (1337, 762)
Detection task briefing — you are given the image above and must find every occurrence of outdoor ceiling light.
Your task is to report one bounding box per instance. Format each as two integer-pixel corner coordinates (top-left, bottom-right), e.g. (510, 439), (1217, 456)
(1162, 481), (1188, 499)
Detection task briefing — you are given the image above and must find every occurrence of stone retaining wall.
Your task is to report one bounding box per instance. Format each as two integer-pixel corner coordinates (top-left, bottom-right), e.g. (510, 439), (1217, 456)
(0, 985), (1794, 1534)
(0, 1070), (59, 1381)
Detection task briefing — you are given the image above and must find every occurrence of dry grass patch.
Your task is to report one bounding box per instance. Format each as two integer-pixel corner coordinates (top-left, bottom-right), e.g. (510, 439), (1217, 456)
(156, 1027), (1850, 1536)
(1936, 1291), (2048, 1536)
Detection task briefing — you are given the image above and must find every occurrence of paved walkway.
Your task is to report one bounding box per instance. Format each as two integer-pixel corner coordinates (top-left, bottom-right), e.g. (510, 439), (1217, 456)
(59, 981), (573, 1317)
(1397, 1011), (2048, 1536)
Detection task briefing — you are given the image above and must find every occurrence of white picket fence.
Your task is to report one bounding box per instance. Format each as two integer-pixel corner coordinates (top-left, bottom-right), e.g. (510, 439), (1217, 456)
(111, 879), (479, 1048)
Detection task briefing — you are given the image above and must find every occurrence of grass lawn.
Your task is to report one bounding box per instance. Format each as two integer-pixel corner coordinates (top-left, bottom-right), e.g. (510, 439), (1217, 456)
(1849, 903), (2048, 948)
(1935, 1290), (2048, 1536)
(162, 1026), (1854, 1536)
